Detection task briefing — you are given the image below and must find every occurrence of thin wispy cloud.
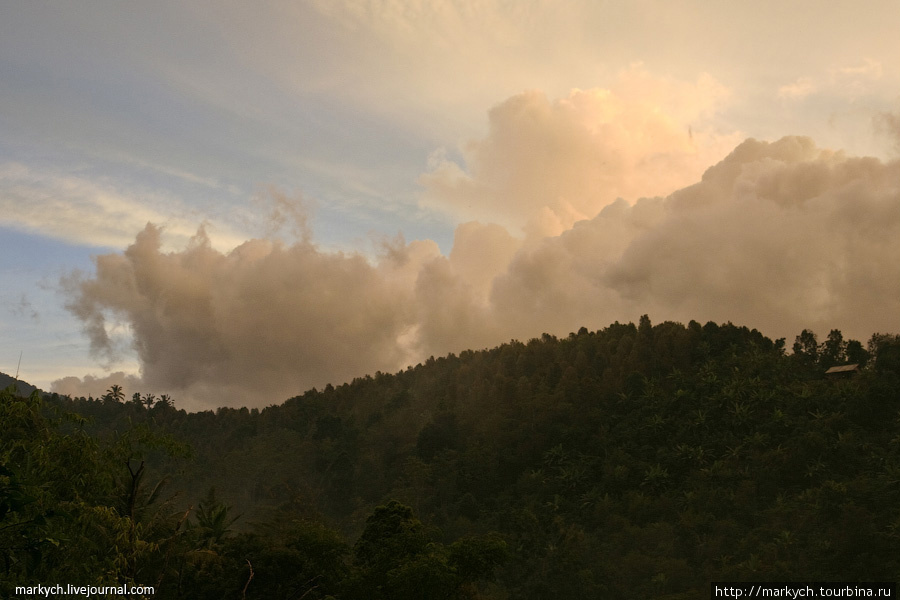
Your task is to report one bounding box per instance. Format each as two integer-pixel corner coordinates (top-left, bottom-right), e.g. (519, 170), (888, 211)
(778, 77), (816, 100)
(0, 163), (252, 251)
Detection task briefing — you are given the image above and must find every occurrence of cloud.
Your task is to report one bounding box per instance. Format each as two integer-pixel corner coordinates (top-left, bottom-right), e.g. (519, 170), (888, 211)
(51, 371), (143, 400)
(489, 136), (900, 342)
(831, 58), (883, 83)
(254, 187), (314, 243)
(826, 58), (885, 102)
(191, 0), (597, 146)
(421, 67), (738, 237)
(5, 294), (40, 322)
(56, 222), (434, 409)
(778, 77), (816, 100)
(775, 60), (886, 107)
(0, 163), (247, 251)
(876, 108), (900, 153)
(56, 134), (900, 410)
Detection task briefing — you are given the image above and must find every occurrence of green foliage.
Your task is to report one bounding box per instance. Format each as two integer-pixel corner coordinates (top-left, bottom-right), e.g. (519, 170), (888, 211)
(793, 328), (871, 373)
(179, 518), (349, 600)
(0, 387), (186, 597)
(21, 319), (900, 598)
(871, 334), (900, 376)
(348, 500), (506, 600)
(190, 487), (239, 549)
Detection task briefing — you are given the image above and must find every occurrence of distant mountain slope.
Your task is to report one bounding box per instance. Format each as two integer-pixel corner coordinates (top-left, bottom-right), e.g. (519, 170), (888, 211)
(0, 371), (38, 396)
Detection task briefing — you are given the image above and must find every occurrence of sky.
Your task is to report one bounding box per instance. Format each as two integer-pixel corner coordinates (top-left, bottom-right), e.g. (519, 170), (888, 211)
(1, 1), (898, 410)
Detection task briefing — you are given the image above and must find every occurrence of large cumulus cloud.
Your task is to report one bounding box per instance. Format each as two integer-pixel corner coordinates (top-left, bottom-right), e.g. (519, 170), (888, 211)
(490, 136), (900, 340)
(422, 68), (737, 237)
(59, 224), (438, 408)
(55, 132), (899, 410)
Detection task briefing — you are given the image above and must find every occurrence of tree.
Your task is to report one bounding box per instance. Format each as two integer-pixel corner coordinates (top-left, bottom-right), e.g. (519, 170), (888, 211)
(105, 384), (125, 403)
(820, 329), (846, 369)
(869, 334), (900, 376)
(142, 394), (157, 410)
(353, 501), (430, 579)
(845, 339), (870, 367)
(192, 488), (239, 549)
(0, 388), (185, 596)
(349, 501), (506, 600)
(792, 329), (819, 366)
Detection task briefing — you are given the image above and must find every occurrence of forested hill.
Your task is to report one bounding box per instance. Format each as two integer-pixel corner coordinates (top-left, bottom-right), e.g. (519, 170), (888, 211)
(6, 318), (900, 599)
(0, 370), (38, 397)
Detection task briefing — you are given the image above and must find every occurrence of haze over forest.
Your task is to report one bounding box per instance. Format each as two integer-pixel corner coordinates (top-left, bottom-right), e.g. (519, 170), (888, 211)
(0, 2), (898, 411)
(6, 319), (900, 598)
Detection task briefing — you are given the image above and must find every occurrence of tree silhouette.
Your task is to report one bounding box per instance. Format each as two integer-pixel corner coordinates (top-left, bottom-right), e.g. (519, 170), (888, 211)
(105, 384), (125, 403)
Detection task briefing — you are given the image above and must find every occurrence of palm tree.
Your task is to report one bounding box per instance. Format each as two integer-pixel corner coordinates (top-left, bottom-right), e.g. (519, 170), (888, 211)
(193, 488), (239, 548)
(105, 384), (125, 403)
(142, 393), (157, 410)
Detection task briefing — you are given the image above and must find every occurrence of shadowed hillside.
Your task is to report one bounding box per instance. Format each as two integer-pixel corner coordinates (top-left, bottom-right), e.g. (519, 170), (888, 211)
(0, 370), (38, 396)
(7, 318), (900, 599)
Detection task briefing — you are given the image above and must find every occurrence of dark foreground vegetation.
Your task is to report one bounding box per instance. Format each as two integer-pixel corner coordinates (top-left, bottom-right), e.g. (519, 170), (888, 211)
(3, 318), (900, 598)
